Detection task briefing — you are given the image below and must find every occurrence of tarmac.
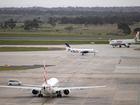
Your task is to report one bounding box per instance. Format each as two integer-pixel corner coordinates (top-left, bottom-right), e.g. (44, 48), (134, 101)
(0, 44), (140, 105)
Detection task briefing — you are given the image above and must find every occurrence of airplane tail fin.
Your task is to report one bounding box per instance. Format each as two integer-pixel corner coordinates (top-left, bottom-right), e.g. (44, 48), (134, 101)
(135, 31), (140, 42)
(65, 43), (71, 51)
(43, 63), (48, 84)
(65, 43), (71, 48)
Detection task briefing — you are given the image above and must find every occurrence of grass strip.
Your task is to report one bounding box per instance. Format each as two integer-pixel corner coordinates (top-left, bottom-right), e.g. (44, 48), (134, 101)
(0, 66), (32, 70)
(0, 32), (80, 37)
(0, 40), (109, 45)
(0, 47), (64, 52)
(0, 65), (54, 71)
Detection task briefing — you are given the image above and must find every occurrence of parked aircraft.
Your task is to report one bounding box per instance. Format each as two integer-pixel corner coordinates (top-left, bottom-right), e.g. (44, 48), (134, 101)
(65, 43), (98, 56)
(109, 31), (140, 48)
(0, 64), (105, 97)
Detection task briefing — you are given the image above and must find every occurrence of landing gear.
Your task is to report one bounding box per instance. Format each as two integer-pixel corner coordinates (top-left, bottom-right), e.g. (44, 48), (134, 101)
(38, 94), (43, 97)
(82, 53), (84, 56)
(124, 44), (130, 48)
(127, 45), (130, 48)
(57, 94), (62, 97)
(56, 91), (62, 98)
(38, 91), (43, 97)
(112, 45), (116, 48)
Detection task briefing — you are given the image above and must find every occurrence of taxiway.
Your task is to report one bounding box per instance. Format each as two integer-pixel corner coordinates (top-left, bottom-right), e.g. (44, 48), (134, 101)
(0, 44), (140, 105)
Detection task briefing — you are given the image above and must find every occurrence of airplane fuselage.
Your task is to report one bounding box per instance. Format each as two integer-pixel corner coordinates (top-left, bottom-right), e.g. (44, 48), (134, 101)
(67, 48), (98, 55)
(31, 78), (60, 97)
(65, 43), (98, 55)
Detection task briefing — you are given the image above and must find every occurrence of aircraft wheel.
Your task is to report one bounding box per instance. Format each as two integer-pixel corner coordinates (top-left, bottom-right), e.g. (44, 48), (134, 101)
(38, 94), (43, 97)
(112, 45), (116, 48)
(119, 45), (122, 48)
(57, 94), (62, 98)
(127, 46), (130, 48)
(56, 91), (62, 98)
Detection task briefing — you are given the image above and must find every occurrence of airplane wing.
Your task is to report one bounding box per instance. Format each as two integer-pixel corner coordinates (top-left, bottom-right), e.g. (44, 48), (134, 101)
(54, 85), (106, 91)
(0, 85), (41, 91)
(0, 85), (106, 92)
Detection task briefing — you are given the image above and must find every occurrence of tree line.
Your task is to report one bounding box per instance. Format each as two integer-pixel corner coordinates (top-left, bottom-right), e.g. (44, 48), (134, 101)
(52, 14), (140, 25)
(0, 18), (42, 31)
(0, 17), (138, 35)
(1, 7), (140, 35)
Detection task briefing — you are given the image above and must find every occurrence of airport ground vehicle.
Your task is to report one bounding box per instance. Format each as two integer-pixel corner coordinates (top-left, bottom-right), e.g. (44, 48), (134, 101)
(109, 31), (140, 48)
(8, 80), (22, 86)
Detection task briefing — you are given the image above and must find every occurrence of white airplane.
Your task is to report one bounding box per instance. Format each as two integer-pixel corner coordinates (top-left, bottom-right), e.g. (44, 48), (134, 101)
(65, 43), (98, 56)
(109, 31), (140, 48)
(0, 64), (106, 97)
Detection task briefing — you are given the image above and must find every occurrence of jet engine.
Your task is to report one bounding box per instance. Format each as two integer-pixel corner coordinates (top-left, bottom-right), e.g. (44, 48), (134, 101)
(81, 51), (89, 55)
(63, 89), (70, 95)
(32, 89), (39, 95)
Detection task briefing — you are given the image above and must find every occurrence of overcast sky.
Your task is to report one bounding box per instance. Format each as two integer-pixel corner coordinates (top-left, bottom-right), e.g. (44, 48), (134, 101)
(0, 0), (140, 8)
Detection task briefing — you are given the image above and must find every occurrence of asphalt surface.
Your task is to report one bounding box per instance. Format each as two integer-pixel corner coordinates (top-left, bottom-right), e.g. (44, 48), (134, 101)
(0, 44), (140, 105)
